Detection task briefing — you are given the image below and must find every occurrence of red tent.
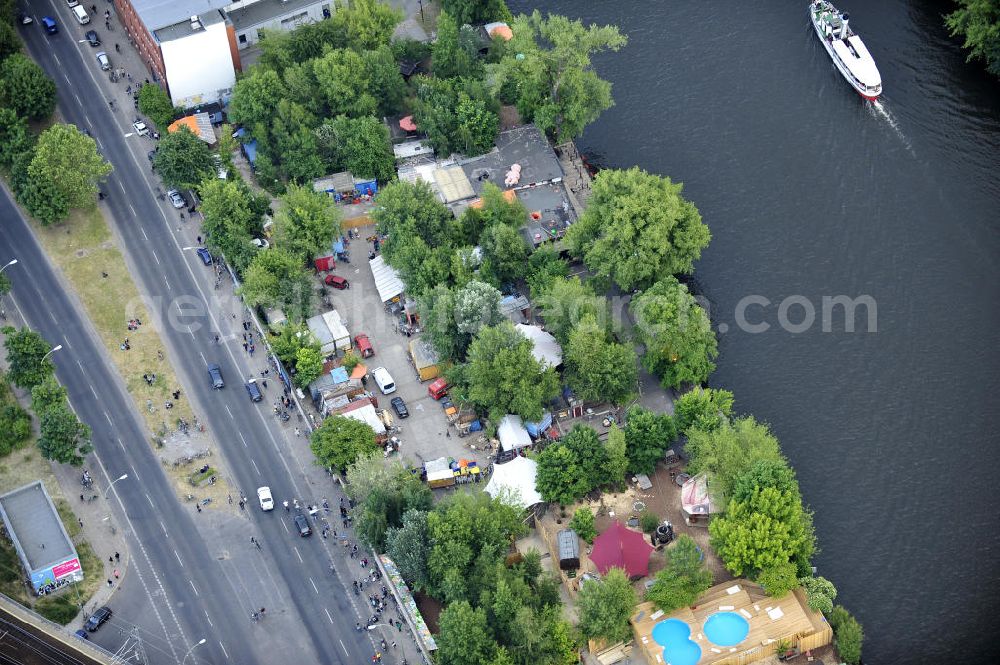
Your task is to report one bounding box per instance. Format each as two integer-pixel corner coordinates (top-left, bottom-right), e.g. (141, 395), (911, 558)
(589, 521), (654, 578)
(399, 115), (417, 132)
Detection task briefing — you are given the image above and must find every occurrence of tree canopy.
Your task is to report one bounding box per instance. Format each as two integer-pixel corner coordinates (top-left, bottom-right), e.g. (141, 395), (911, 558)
(684, 416), (786, 501)
(645, 534), (713, 612)
(433, 11), (481, 80)
(441, 0), (511, 25)
(315, 115), (394, 182)
(564, 314), (637, 406)
(413, 76), (499, 156)
(479, 223), (529, 286)
(535, 424), (609, 505)
(946, 0), (1000, 78)
(199, 178), (270, 273)
(623, 406), (677, 475)
(565, 167), (711, 291)
(29, 124), (112, 210)
(273, 184), (340, 263)
(3, 327), (56, 390)
(0, 54), (56, 121)
(535, 276), (606, 346)
(153, 126), (215, 190)
(631, 277), (718, 388)
(421, 280), (503, 362)
(577, 567), (636, 644)
(674, 387), (734, 435)
(309, 414), (378, 471)
(239, 247), (313, 320)
(37, 403), (92, 466)
(137, 83), (177, 132)
(0, 108), (31, 169)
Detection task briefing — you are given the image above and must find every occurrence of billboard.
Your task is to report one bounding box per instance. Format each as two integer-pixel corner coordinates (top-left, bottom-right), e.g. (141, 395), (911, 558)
(31, 556), (83, 594)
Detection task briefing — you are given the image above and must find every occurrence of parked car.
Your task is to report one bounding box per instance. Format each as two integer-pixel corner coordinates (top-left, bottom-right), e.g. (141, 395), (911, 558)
(257, 486), (274, 511)
(427, 378), (448, 400)
(324, 274), (349, 290)
(390, 396), (409, 419)
(245, 379), (262, 402)
(85, 606), (112, 632)
(167, 190), (185, 209)
(293, 513), (312, 537)
(132, 120), (149, 136)
(66, 0), (79, 7)
(74, 629), (89, 640)
(95, 51), (109, 71)
(354, 334), (374, 358)
(84, 29), (100, 46)
(41, 17), (57, 34)
(196, 247), (212, 265)
(207, 363), (224, 389)
(372, 367), (395, 394)
(18, 12), (33, 24)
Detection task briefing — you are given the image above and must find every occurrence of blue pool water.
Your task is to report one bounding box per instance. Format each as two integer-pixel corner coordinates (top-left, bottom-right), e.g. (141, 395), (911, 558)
(703, 612), (750, 647)
(651, 618), (702, 665)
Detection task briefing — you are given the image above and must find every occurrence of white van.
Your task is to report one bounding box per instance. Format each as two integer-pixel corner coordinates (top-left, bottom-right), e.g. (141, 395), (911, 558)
(371, 367), (396, 395)
(73, 5), (90, 24)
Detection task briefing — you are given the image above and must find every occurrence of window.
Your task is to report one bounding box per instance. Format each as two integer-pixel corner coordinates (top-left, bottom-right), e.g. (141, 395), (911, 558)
(238, 34), (246, 44)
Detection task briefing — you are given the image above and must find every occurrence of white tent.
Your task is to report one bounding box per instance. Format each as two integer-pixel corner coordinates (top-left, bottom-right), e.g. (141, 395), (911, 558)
(515, 324), (562, 368)
(369, 255), (405, 303)
(497, 415), (532, 452)
(322, 310), (351, 352)
(485, 456), (542, 509)
(340, 403), (386, 436)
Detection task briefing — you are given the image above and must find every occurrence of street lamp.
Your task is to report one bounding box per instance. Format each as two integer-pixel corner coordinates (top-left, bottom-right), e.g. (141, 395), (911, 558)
(103, 473), (129, 500)
(0, 259), (17, 274)
(182, 638), (207, 665)
(41, 344), (62, 362)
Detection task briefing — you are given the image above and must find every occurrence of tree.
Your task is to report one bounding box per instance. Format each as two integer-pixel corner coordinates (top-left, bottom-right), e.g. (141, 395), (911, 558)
(569, 507), (595, 544)
(199, 178), (269, 273)
(631, 277), (718, 388)
(460, 183), (529, 241)
(137, 83), (176, 132)
(330, 0), (401, 52)
(623, 406), (677, 475)
(479, 223), (528, 287)
(152, 126), (214, 190)
(756, 560), (799, 599)
(800, 575), (837, 614)
(526, 246), (569, 298)
(294, 346), (324, 388)
(0, 21), (19, 63)
(536, 276), (606, 346)
(30, 375), (67, 415)
(363, 45), (408, 116)
(464, 322), (559, 423)
(3, 327), (55, 390)
(15, 161), (70, 225)
(603, 424), (629, 491)
(645, 534), (713, 612)
(315, 115), (394, 182)
(413, 76), (499, 156)
(309, 414), (378, 471)
(0, 54), (56, 121)
(730, 458), (799, 506)
(828, 605), (864, 665)
(674, 387), (734, 435)
(495, 12), (626, 142)
(441, 0), (510, 25)
(0, 107), (31, 169)
(345, 451), (402, 502)
(946, 1), (1000, 78)
(685, 416), (786, 500)
(385, 509), (431, 590)
(373, 179), (455, 249)
(708, 485), (816, 586)
(564, 314), (637, 406)
(239, 248), (314, 319)
(274, 184), (340, 263)
(422, 281), (503, 361)
(565, 168), (711, 291)
(433, 12), (480, 79)
(0, 398), (31, 457)
(356, 473), (433, 551)
(577, 567), (636, 644)
(29, 124), (112, 209)
(313, 48), (382, 118)
(535, 425), (608, 505)
(436, 601), (496, 665)
(270, 323), (316, 366)
(37, 403), (92, 466)
(228, 68), (286, 129)
(269, 99), (325, 184)
(216, 124), (239, 172)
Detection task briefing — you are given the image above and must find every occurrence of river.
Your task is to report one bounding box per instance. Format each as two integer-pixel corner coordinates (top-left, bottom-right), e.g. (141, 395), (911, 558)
(509, 1), (1000, 662)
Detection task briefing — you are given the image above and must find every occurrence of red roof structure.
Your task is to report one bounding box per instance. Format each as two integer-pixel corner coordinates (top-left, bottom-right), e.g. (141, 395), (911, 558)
(589, 521), (654, 579)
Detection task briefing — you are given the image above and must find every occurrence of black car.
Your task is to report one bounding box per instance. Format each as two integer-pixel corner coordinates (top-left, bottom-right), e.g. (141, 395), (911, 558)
(84, 29), (100, 46)
(207, 363), (224, 389)
(196, 247), (212, 265)
(245, 379), (262, 402)
(293, 513), (312, 537)
(85, 606), (112, 632)
(390, 396), (409, 418)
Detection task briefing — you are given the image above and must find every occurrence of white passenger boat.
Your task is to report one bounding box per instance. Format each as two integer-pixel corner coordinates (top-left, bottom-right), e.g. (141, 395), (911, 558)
(809, 1), (882, 100)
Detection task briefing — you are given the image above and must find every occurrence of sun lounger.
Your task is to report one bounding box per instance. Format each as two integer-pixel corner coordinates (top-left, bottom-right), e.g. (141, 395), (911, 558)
(740, 608), (753, 619)
(719, 605), (735, 611)
(726, 584), (741, 595)
(650, 610), (664, 620)
(711, 647), (722, 653)
(767, 607), (785, 621)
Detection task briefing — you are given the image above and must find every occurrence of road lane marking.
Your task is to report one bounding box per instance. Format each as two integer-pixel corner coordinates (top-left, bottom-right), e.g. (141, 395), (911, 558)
(294, 547), (303, 563)
(130, 204), (137, 217)
(325, 608), (333, 624)
(310, 578), (318, 594)
(239, 432), (247, 447)
(218, 642), (227, 658)
(130, 463), (139, 480)
(73, 93), (81, 106)
(151, 250), (160, 265)
(48, 309), (57, 323)
(117, 180), (126, 196)
(225, 405), (233, 419)
(189, 579), (200, 596)
(164, 276), (171, 291)
(160, 521), (168, 534)
(250, 459), (260, 475)
(173, 549), (184, 567)
(104, 411), (113, 426)
(204, 610), (213, 627)
(89, 383), (98, 398)
(145, 493), (155, 508)
(339, 639), (349, 656)
(140, 226), (147, 240)
(117, 438), (126, 453)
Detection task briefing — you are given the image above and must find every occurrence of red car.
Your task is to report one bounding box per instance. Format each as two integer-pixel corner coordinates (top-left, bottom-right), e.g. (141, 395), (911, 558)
(324, 274), (349, 290)
(354, 334), (374, 358)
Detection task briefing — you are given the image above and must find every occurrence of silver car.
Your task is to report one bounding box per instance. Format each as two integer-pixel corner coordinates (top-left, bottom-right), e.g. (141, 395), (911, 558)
(96, 51), (110, 71)
(167, 190), (185, 209)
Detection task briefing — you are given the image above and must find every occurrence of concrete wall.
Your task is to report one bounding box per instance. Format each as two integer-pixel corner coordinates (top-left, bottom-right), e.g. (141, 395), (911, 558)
(161, 20), (237, 107)
(234, 3), (329, 49)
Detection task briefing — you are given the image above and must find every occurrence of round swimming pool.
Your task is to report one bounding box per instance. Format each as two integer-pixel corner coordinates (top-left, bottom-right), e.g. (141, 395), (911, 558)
(703, 612), (750, 647)
(651, 618), (702, 665)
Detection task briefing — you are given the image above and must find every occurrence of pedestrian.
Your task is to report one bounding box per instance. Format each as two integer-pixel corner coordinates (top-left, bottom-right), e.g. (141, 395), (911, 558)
(294, 427), (300, 437)
(113, 569), (119, 579)
(78, 518), (83, 527)
(228, 494), (233, 505)
(243, 342), (248, 352)
(80, 494), (85, 502)
(115, 42), (120, 53)
(196, 503), (202, 513)
(109, 556), (114, 563)
(115, 552), (120, 562)
(242, 333), (247, 342)
(249, 344), (255, 356)
(262, 379), (268, 389)
(215, 334), (220, 343)
(107, 579), (113, 587)
(283, 500), (289, 511)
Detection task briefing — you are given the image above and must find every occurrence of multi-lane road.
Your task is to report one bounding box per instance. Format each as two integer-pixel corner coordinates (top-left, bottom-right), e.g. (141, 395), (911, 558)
(4, 2), (387, 663)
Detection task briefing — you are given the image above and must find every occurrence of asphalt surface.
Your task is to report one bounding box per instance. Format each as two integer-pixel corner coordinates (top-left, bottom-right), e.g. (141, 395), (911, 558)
(8, 4), (402, 664)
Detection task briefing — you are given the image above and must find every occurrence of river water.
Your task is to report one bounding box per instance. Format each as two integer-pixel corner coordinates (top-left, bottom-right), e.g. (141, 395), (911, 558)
(510, 1), (1000, 662)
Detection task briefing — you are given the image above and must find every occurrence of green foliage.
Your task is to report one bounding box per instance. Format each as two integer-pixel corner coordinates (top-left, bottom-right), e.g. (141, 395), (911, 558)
(239, 248), (313, 320)
(137, 84), (177, 132)
(29, 124), (112, 210)
(729, 458), (799, 506)
(257, 18), (348, 72)
(479, 223), (529, 286)
(441, 0), (511, 25)
(828, 605), (864, 665)
(274, 184), (340, 263)
(646, 534), (713, 612)
(313, 46), (405, 118)
(229, 68), (286, 129)
(385, 509), (431, 590)
(535, 425), (608, 505)
(315, 115), (394, 182)
(684, 416), (785, 500)
(30, 375), (67, 416)
(374, 178), (455, 252)
(674, 387), (734, 435)
(3, 327), (55, 390)
(526, 246), (570, 297)
(464, 321), (559, 424)
(565, 314), (637, 406)
(631, 277), (718, 388)
(309, 414), (378, 471)
(0, 54), (56, 121)
(216, 124), (239, 172)
(270, 99), (325, 184)
(603, 424), (628, 491)
(495, 12), (626, 142)
(708, 485), (815, 588)
(437, 601), (496, 665)
(413, 76), (499, 156)
(356, 472), (432, 551)
(0, 107), (31, 169)
(153, 126), (214, 190)
(37, 403), (92, 466)
(946, 0), (1000, 77)
(199, 178), (270, 274)
(566, 167), (711, 291)
(569, 507), (595, 544)
(800, 575), (837, 614)
(331, 0), (401, 52)
(15, 160), (70, 225)
(577, 567), (636, 644)
(434, 12), (481, 79)
(461, 183), (530, 239)
(0, 21), (19, 64)
(294, 345), (324, 387)
(535, 276), (606, 346)
(639, 510), (660, 534)
(34, 593), (80, 624)
(0, 402), (31, 457)
(623, 406), (677, 475)
(0, 273), (8, 297)
(421, 280), (502, 361)
(270, 323), (317, 367)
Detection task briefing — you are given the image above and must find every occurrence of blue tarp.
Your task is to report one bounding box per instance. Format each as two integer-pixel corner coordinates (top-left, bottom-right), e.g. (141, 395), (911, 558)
(355, 179), (378, 196)
(330, 367), (349, 384)
(332, 237), (346, 254)
(525, 412), (552, 438)
(468, 419), (483, 432)
(243, 139), (258, 166)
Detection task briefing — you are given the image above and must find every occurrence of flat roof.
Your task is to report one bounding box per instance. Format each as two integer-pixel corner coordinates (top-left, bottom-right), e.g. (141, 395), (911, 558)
(433, 165), (475, 203)
(154, 9), (226, 42)
(517, 182), (575, 246)
(228, 0), (326, 32)
(0, 481), (75, 572)
(133, 0), (230, 31)
(460, 125), (564, 195)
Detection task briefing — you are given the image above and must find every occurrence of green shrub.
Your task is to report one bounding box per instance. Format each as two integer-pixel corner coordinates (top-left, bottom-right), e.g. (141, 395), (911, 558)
(35, 593), (79, 624)
(827, 605), (863, 665)
(800, 575), (837, 613)
(639, 510), (660, 534)
(569, 507), (596, 544)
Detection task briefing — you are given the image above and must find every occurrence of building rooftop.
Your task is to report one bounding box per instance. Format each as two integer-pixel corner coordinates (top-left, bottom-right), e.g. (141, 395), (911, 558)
(133, 0), (230, 31)
(0, 482), (75, 572)
(517, 182), (575, 247)
(460, 125), (564, 195)
(228, 0), (325, 31)
(154, 8), (226, 42)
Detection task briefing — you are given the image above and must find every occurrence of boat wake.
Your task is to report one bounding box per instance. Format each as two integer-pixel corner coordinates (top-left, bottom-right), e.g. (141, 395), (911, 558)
(869, 98), (913, 155)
